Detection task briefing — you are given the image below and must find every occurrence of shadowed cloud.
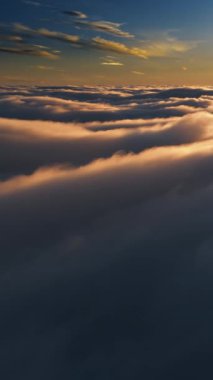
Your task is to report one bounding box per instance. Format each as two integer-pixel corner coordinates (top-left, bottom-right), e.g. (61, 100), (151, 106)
(75, 20), (134, 38)
(1, 85), (213, 379)
(63, 10), (87, 19)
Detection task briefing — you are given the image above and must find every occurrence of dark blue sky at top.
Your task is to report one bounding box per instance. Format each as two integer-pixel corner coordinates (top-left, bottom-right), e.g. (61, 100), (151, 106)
(1, 0), (213, 39)
(1, 0), (213, 85)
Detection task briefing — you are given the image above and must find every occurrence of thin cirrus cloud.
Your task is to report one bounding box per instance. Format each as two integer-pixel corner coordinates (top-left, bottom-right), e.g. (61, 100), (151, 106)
(63, 10), (88, 19)
(101, 56), (124, 66)
(14, 23), (80, 44)
(75, 20), (134, 38)
(0, 0), (200, 72)
(2, 18), (195, 62)
(0, 18), (198, 62)
(91, 37), (148, 58)
(101, 61), (124, 66)
(0, 34), (23, 42)
(12, 23), (148, 58)
(141, 37), (199, 57)
(0, 45), (59, 59)
(60, 7), (133, 38)
(90, 36), (195, 59)
(132, 71), (145, 75)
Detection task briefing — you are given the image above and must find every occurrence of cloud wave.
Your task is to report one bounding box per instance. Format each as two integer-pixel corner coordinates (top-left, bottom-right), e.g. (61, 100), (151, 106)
(1, 85), (213, 379)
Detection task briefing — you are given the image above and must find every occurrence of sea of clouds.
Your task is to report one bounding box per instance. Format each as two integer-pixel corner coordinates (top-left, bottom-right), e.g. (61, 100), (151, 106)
(1, 85), (213, 379)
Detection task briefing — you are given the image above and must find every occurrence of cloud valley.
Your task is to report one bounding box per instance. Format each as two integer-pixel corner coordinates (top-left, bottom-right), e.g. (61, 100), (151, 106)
(1, 85), (213, 379)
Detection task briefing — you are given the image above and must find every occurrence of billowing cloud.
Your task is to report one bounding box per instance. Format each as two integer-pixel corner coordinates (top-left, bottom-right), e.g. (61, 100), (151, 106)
(1, 110), (212, 177)
(0, 85), (211, 122)
(1, 85), (213, 379)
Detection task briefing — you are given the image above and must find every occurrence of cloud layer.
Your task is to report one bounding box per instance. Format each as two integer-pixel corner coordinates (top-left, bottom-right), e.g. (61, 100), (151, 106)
(1, 85), (213, 379)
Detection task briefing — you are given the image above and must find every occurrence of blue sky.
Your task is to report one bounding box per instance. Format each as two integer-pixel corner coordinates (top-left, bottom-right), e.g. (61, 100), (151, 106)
(2, 0), (212, 35)
(1, 0), (213, 84)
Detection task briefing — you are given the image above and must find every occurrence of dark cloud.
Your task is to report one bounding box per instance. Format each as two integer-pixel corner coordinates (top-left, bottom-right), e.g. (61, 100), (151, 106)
(0, 34), (23, 42)
(13, 23), (146, 58)
(0, 45), (59, 59)
(0, 19), (195, 61)
(1, 86), (213, 379)
(75, 20), (134, 38)
(14, 23), (80, 44)
(63, 10), (88, 19)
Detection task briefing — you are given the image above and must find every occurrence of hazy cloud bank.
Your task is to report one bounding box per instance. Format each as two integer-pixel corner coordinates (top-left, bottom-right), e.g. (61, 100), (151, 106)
(1, 86), (213, 379)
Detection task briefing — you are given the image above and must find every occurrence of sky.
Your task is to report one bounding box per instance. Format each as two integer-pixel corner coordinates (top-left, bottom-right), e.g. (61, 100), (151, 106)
(1, 0), (213, 85)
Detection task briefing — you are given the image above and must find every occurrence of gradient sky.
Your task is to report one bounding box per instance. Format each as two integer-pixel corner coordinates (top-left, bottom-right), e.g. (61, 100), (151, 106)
(1, 0), (213, 85)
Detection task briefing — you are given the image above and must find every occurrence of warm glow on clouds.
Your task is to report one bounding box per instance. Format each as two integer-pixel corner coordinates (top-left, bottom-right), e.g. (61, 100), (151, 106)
(2, 0), (213, 375)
